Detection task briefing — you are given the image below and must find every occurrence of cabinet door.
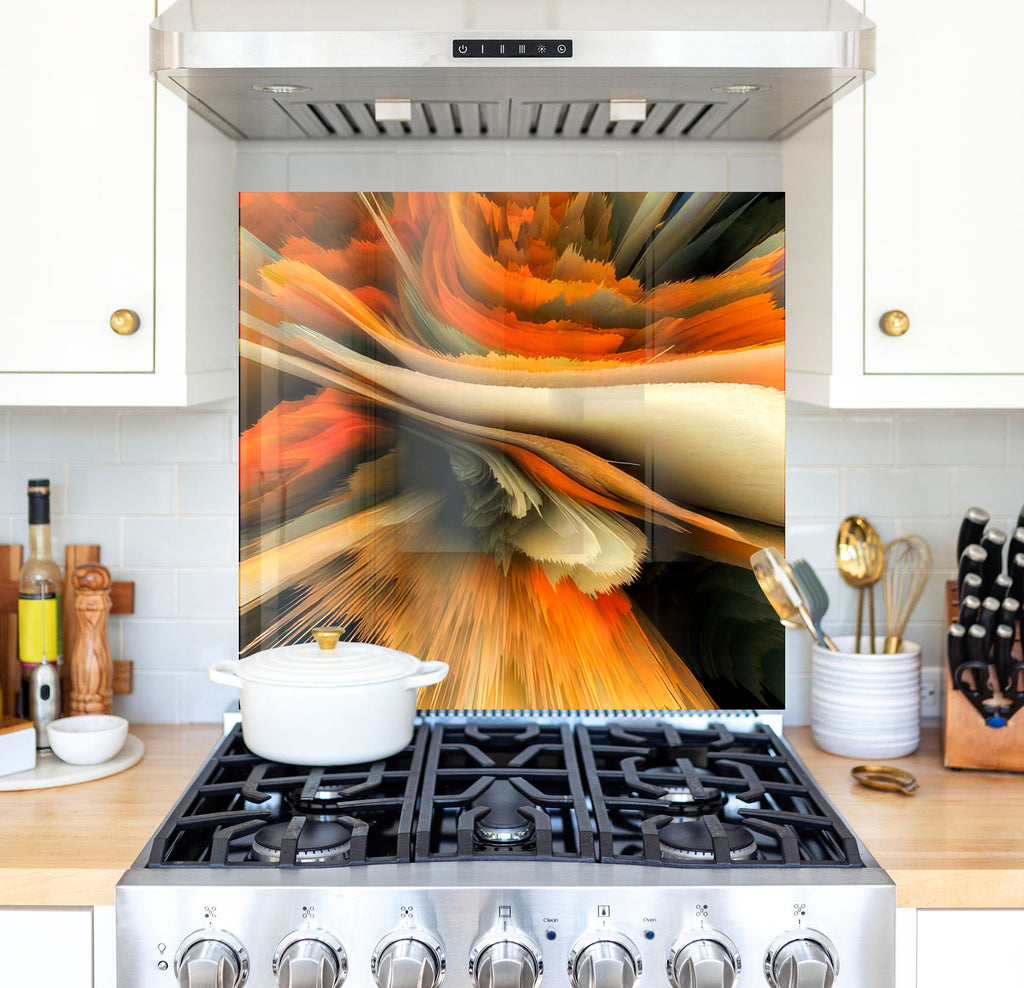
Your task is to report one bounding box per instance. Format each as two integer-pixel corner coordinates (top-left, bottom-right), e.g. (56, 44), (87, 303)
(917, 910), (1022, 985)
(0, 907), (94, 987)
(863, 0), (1024, 375)
(0, 0), (154, 374)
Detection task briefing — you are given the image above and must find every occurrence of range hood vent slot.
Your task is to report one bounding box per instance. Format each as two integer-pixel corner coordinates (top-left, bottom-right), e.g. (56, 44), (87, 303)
(278, 99), (735, 140)
(282, 100), (507, 139)
(512, 100), (734, 139)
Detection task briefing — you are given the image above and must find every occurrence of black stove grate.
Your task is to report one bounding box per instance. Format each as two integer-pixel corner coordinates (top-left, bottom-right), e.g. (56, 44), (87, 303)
(575, 721), (863, 867)
(414, 721), (595, 862)
(143, 720), (862, 869)
(146, 724), (428, 867)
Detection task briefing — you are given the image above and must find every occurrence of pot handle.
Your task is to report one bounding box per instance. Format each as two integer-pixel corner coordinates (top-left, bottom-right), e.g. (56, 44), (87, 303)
(404, 660), (449, 690)
(209, 660), (243, 689)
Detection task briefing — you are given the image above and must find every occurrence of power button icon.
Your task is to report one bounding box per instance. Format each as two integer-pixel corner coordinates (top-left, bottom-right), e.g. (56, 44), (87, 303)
(458, 44), (468, 54)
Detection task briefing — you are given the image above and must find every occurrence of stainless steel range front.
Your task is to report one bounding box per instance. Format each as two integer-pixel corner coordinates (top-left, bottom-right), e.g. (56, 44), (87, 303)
(116, 716), (894, 987)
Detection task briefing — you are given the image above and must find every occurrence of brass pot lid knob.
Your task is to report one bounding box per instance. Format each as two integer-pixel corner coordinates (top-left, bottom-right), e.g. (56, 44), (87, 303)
(311, 627), (342, 651)
(880, 310), (910, 337)
(109, 308), (140, 336)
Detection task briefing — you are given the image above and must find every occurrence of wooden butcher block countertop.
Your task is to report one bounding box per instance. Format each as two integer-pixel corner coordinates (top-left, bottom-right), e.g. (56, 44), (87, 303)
(0, 725), (1020, 909)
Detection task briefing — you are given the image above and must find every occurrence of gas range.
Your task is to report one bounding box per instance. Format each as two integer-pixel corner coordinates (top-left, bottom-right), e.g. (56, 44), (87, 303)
(116, 715), (894, 988)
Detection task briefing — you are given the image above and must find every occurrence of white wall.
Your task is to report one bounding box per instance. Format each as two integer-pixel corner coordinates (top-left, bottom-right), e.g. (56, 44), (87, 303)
(2, 139), (1020, 723)
(1, 403), (1021, 724)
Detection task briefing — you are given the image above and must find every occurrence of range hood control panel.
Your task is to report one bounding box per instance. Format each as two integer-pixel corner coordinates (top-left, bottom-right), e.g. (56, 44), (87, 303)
(452, 40), (573, 58)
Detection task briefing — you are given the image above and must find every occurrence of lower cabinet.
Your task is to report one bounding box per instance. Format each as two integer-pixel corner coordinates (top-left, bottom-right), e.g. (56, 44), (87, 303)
(0, 906), (95, 987)
(916, 910), (1022, 985)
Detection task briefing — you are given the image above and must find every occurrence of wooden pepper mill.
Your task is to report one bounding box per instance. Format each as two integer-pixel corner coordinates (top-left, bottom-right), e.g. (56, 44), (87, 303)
(69, 564), (113, 715)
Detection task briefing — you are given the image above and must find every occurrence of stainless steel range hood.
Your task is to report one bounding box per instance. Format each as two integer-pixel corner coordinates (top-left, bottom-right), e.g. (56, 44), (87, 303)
(151, 0), (874, 142)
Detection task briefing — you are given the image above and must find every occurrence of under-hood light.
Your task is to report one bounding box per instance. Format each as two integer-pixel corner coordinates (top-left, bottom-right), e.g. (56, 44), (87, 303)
(252, 84), (311, 94)
(713, 84), (771, 95)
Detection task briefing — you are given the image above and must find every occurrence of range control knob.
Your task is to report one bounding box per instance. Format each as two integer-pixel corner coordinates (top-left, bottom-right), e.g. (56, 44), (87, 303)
(470, 934), (543, 988)
(273, 932), (347, 988)
(568, 934), (642, 988)
(765, 931), (839, 988)
(668, 932), (740, 988)
(174, 930), (248, 988)
(372, 932), (445, 988)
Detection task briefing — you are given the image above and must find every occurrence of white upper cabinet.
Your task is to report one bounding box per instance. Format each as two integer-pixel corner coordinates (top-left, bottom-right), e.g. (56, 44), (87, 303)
(784, 0), (1024, 408)
(0, 0), (236, 407)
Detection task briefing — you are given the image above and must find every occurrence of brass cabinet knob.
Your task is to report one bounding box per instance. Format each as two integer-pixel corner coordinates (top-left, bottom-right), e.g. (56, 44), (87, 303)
(109, 308), (140, 336)
(880, 310), (910, 337)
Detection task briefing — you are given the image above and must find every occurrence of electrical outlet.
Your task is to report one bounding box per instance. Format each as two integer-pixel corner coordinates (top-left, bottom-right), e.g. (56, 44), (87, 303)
(920, 667), (942, 720)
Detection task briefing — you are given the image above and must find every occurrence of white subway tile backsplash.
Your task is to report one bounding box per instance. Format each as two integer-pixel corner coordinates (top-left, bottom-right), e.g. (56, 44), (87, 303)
(117, 568), (180, 619)
(288, 152), (398, 191)
(617, 152), (728, 190)
(10, 412), (116, 463)
(181, 465), (238, 515)
(178, 569), (238, 619)
(784, 468), (840, 517)
(122, 618), (237, 671)
(31, 516), (124, 568)
(0, 464), (67, 514)
(113, 670), (181, 724)
(898, 413), (1006, 466)
(69, 465), (176, 515)
(1008, 416), (1024, 465)
(123, 517), (236, 568)
(950, 467), (1024, 521)
(786, 414), (892, 466)
(179, 671), (240, 724)
(843, 468), (951, 518)
(121, 412), (229, 463)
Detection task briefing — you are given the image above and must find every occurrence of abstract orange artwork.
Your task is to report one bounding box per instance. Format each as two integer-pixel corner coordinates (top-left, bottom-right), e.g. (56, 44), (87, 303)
(239, 191), (785, 710)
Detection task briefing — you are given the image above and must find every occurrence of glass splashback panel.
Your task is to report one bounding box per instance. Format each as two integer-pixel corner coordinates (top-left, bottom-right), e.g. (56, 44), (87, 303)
(239, 191), (785, 710)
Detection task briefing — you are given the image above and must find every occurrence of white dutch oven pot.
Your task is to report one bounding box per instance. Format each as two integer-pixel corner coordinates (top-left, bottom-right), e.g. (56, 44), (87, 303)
(209, 628), (448, 765)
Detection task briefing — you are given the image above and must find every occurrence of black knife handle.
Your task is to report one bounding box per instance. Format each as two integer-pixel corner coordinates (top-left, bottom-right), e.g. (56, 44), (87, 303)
(957, 506), (990, 562)
(1011, 553), (1024, 604)
(957, 594), (982, 629)
(1008, 527), (1024, 569)
(946, 623), (966, 689)
(965, 624), (993, 697)
(997, 596), (1020, 633)
(1017, 504), (1024, 535)
(958, 544), (988, 599)
(990, 574), (1014, 603)
(994, 624), (1016, 695)
(980, 529), (1007, 588)
(978, 596), (1002, 647)
(960, 573), (983, 606)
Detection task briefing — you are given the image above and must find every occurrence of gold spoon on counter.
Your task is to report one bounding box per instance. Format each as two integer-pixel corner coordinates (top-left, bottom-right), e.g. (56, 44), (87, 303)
(836, 516), (886, 653)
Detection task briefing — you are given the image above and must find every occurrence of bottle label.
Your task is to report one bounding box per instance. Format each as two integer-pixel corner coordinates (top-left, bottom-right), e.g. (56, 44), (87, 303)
(18, 594), (62, 667)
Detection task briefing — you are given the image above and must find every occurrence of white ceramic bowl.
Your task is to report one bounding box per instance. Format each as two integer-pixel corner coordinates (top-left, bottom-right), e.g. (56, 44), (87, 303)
(47, 715), (128, 765)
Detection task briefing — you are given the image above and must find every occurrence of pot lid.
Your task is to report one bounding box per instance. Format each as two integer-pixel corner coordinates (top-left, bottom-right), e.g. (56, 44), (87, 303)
(237, 629), (424, 687)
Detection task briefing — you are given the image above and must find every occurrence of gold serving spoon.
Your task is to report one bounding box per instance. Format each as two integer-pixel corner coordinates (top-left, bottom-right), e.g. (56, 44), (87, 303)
(836, 516), (886, 653)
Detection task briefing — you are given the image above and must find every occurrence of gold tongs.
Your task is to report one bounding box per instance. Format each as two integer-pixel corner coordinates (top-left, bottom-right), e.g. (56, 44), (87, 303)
(850, 764), (919, 795)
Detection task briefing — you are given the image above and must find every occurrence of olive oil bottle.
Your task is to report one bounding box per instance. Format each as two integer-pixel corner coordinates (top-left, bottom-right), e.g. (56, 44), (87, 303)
(18, 479), (62, 719)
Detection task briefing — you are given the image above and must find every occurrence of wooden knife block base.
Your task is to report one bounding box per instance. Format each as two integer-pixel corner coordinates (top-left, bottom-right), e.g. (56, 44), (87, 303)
(943, 580), (1024, 772)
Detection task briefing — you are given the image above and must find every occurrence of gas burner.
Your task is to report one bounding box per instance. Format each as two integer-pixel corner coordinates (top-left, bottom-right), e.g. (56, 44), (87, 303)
(656, 785), (727, 818)
(471, 780), (536, 845)
(250, 820), (352, 864)
(657, 821), (758, 863)
(285, 785), (353, 820)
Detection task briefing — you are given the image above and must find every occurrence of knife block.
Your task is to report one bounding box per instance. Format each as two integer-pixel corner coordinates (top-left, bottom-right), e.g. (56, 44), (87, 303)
(943, 580), (1024, 772)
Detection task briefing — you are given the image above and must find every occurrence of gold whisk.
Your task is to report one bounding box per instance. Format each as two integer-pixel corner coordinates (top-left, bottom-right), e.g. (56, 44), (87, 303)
(882, 535), (933, 654)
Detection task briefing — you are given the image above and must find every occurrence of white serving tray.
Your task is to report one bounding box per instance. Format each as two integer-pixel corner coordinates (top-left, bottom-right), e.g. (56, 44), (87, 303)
(0, 733), (144, 791)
